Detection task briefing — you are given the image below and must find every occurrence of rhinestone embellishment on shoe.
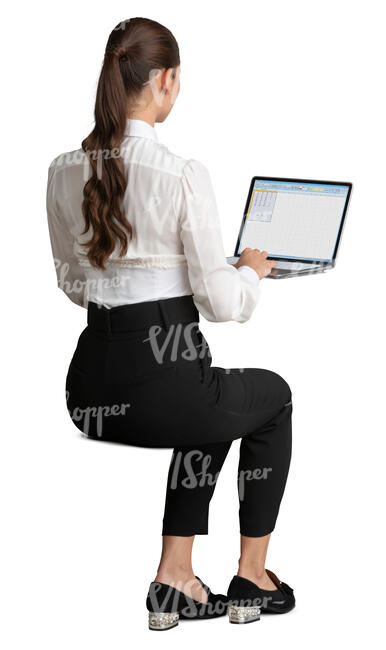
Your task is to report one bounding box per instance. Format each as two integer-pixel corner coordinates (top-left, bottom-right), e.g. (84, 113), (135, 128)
(148, 611), (179, 630)
(228, 604), (261, 624)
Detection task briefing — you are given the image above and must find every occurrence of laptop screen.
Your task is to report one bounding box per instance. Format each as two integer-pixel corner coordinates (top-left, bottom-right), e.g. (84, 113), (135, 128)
(236, 178), (351, 262)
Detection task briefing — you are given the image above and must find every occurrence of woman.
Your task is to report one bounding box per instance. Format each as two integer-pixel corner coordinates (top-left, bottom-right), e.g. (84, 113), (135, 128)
(47, 17), (295, 630)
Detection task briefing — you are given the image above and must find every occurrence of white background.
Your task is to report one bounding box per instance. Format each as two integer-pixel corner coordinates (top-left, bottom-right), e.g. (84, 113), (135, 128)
(1, 1), (385, 648)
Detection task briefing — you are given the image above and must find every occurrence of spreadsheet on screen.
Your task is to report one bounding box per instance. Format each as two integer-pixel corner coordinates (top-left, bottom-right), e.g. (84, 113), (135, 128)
(238, 180), (349, 262)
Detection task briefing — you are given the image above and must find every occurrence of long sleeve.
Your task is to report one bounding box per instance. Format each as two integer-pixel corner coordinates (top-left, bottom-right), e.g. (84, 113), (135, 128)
(179, 159), (260, 323)
(46, 162), (87, 307)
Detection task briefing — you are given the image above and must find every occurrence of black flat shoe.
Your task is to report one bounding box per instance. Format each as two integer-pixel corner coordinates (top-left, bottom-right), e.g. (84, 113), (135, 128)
(227, 570), (295, 623)
(146, 576), (228, 630)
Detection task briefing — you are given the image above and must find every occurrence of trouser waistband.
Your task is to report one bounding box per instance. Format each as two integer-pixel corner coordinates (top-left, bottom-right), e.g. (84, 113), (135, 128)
(87, 295), (199, 334)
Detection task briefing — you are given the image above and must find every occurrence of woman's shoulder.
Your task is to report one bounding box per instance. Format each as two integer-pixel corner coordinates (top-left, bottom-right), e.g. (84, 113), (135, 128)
(48, 148), (87, 174)
(178, 157), (213, 194)
(154, 142), (210, 180)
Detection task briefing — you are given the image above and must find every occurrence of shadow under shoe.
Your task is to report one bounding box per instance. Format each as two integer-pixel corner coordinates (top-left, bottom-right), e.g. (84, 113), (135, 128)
(146, 576), (228, 630)
(227, 569), (295, 623)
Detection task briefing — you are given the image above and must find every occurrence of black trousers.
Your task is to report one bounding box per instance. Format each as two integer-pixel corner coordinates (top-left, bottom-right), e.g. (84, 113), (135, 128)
(66, 296), (292, 537)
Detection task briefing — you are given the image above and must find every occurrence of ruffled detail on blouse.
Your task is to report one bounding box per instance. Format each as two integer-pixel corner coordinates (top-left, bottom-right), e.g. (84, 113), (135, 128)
(77, 254), (188, 269)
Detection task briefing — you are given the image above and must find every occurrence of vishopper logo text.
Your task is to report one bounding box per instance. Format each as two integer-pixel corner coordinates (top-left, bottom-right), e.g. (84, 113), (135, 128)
(54, 258), (129, 305)
(143, 322), (210, 364)
(169, 450), (219, 489)
(238, 467), (272, 501)
(66, 391), (130, 437)
(147, 580), (227, 618)
(169, 449), (272, 501)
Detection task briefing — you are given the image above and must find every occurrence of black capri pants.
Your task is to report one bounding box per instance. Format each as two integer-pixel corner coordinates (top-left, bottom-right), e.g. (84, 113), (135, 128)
(66, 295), (293, 538)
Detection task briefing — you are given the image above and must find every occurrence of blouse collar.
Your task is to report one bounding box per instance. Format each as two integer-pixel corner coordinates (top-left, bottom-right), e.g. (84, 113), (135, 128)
(124, 118), (158, 142)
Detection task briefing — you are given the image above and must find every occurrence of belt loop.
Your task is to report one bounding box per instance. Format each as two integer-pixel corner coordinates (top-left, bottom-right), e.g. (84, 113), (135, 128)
(106, 307), (112, 335)
(158, 300), (170, 331)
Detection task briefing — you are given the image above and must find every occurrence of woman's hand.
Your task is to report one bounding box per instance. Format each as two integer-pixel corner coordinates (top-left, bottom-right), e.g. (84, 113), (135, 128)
(233, 247), (278, 279)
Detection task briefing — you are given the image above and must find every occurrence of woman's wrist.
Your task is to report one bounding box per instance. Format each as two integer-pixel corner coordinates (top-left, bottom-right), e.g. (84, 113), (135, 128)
(237, 265), (261, 282)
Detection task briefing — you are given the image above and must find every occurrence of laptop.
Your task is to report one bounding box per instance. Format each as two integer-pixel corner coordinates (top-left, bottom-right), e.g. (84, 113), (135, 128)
(227, 176), (352, 278)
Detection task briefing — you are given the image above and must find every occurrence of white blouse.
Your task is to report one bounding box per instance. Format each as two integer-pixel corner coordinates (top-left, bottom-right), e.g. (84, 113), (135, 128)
(46, 118), (260, 323)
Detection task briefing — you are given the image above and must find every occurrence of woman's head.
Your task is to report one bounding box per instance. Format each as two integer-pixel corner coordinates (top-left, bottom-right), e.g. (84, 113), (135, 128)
(82, 17), (180, 270)
(102, 17), (181, 127)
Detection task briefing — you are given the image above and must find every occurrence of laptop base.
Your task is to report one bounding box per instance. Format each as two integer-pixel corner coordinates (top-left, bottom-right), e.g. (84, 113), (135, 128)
(226, 256), (332, 279)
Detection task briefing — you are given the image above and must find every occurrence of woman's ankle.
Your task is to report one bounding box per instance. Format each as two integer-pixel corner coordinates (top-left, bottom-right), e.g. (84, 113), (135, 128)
(154, 565), (208, 603)
(155, 563), (195, 586)
(237, 563), (266, 582)
(237, 563), (278, 591)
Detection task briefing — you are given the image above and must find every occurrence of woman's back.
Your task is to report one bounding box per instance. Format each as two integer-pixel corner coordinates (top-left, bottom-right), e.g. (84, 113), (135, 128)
(48, 118), (194, 307)
(47, 119), (261, 320)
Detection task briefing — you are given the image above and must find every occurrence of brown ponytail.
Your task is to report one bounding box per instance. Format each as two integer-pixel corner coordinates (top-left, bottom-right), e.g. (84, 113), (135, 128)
(81, 18), (180, 270)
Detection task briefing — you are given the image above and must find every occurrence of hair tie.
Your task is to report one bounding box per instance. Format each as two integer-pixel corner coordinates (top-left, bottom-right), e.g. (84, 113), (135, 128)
(105, 45), (125, 58)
